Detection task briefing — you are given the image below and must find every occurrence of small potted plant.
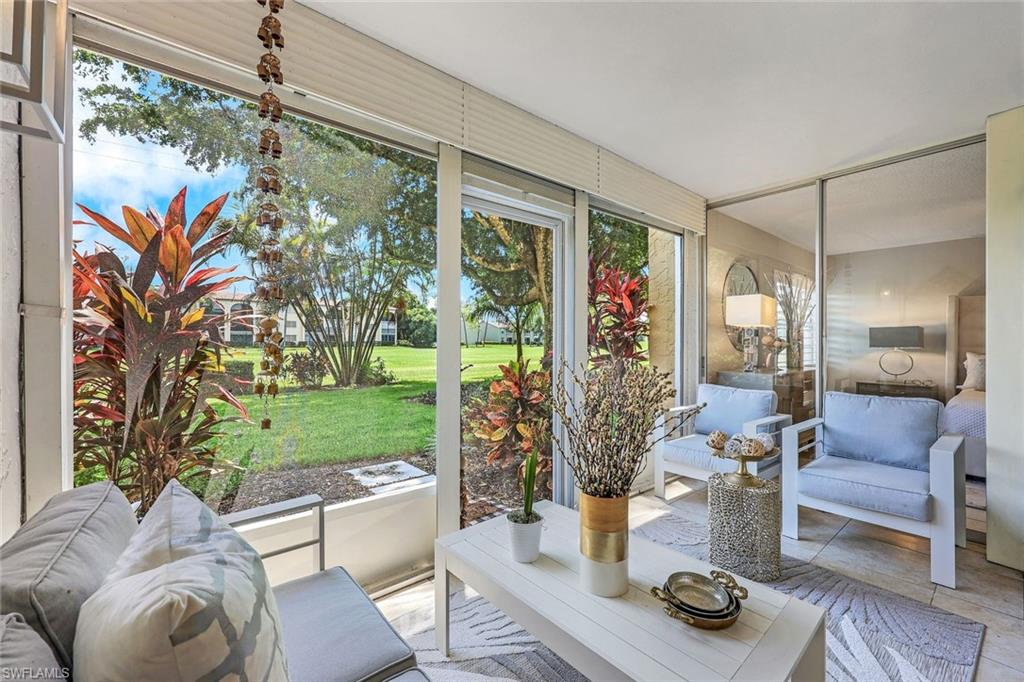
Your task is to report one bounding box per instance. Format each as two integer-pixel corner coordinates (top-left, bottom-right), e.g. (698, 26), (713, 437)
(507, 447), (543, 563)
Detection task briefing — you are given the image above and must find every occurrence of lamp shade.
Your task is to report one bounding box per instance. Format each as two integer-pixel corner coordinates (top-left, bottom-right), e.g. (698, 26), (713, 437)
(869, 326), (924, 349)
(725, 294), (777, 328)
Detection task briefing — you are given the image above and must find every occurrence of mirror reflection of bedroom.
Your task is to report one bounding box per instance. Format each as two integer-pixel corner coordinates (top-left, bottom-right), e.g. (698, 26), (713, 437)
(707, 141), (988, 543)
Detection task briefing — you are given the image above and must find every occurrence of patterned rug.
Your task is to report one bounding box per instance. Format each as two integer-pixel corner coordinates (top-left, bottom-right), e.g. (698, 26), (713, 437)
(408, 510), (985, 682)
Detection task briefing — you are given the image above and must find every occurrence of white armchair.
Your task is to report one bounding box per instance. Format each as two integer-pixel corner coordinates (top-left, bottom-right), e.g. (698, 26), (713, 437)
(654, 383), (792, 500)
(782, 392), (966, 588)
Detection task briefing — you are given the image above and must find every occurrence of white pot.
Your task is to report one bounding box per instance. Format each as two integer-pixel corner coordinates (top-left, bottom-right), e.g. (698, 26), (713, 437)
(508, 515), (543, 563)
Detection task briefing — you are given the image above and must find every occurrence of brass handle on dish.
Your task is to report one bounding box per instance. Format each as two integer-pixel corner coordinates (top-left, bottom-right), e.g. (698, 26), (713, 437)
(710, 570), (749, 601)
(662, 606), (695, 624)
(650, 586), (671, 603)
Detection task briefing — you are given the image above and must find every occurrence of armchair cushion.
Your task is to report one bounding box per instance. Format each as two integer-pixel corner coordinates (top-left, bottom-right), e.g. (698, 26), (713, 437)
(798, 455), (932, 521)
(694, 383), (777, 437)
(822, 392), (942, 471)
(275, 567), (416, 682)
(663, 433), (779, 475)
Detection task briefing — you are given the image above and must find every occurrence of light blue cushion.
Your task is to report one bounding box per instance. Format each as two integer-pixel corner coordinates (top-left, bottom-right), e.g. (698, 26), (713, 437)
(798, 455), (932, 521)
(694, 384), (777, 437)
(823, 392), (941, 471)
(663, 433), (779, 476)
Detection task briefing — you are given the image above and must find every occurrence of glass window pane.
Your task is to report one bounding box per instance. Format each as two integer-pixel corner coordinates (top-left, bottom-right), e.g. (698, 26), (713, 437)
(459, 209), (553, 526)
(72, 49), (437, 514)
(706, 186), (817, 421)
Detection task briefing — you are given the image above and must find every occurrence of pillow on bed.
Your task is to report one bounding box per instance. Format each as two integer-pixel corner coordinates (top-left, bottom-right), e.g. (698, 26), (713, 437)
(962, 352), (986, 390)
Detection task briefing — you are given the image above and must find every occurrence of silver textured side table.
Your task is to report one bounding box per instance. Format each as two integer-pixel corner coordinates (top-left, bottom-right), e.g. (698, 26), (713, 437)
(707, 472), (781, 582)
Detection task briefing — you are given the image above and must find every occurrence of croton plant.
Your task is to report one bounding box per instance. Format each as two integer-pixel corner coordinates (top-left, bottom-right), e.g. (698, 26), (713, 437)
(588, 255), (650, 365)
(464, 358), (553, 493)
(73, 187), (248, 512)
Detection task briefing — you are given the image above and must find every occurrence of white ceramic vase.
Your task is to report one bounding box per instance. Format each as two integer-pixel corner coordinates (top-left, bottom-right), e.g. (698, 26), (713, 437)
(508, 515), (543, 563)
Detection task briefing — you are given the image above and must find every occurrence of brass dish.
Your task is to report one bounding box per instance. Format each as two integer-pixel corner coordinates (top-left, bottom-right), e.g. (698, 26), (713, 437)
(650, 570), (748, 630)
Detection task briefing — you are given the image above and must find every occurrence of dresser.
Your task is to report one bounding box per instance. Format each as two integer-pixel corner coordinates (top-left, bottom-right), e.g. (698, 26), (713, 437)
(855, 381), (939, 400)
(716, 369), (816, 422)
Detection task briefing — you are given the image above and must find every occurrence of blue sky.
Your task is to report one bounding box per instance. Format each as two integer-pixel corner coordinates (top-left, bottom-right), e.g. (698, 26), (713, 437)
(72, 63), (252, 292)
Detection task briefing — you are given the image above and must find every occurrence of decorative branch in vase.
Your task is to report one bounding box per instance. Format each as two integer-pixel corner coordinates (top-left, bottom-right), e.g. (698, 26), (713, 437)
(552, 359), (701, 596)
(764, 270), (815, 369)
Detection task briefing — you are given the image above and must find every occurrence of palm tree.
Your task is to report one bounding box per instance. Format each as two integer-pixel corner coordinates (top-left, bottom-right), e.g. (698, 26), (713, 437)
(468, 294), (540, 363)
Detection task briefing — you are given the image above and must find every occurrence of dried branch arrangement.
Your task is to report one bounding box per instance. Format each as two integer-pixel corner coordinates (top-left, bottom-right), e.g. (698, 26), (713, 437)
(552, 360), (700, 498)
(763, 270), (815, 335)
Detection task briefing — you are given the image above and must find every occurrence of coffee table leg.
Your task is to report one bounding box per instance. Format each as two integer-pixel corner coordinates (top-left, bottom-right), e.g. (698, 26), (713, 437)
(434, 544), (450, 657)
(791, 617), (826, 682)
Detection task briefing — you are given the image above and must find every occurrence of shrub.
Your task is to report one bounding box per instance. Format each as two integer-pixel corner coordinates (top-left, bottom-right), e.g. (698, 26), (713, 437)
(360, 356), (395, 386)
(286, 351), (329, 389)
(223, 360), (255, 382)
(397, 339), (413, 347)
(463, 359), (552, 492)
(405, 318), (437, 348)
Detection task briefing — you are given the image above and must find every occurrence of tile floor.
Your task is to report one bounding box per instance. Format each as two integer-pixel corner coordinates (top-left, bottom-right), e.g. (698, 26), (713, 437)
(377, 478), (1024, 681)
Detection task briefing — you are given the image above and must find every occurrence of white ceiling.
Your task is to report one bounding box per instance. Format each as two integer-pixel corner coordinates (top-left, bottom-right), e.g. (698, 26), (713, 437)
(299, 1), (1022, 200)
(717, 142), (986, 255)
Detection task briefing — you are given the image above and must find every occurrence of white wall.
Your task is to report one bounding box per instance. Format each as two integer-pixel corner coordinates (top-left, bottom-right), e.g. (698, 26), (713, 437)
(0, 105), (22, 543)
(985, 106), (1024, 571)
(237, 482), (436, 591)
(825, 237), (985, 392)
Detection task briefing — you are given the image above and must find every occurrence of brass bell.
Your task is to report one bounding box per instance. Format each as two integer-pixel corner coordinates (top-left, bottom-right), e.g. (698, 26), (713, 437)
(257, 92), (283, 123)
(257, 15), (284, 50)
(257, 202), (283, 229)
(254, 382), (265, 396)
(255, 331), (266, 343)
(256, 167), (281, 195)
(257, 0), (284, 13)
(261, 417), (272, 430)
(267, 381), (279, 397)
(258, 128), (282, 159)
(271, 331), (284, 343)
(257, 53), (283, 85)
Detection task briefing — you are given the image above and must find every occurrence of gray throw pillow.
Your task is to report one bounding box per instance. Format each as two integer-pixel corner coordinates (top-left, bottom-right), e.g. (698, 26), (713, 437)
(73, 480), (289, 681)
(0, 613), (68, 680)
(0, 481), (137, 668)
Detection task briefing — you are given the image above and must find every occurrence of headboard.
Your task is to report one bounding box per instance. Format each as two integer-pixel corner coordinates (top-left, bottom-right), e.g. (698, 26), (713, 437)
(945, 295), (986, 400)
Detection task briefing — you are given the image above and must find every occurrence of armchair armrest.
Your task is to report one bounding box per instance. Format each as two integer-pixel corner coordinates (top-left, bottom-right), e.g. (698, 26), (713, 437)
(929, 433), (967, 557)
(742, 414), (793, 438)
(782, 417), (824, 439)
(222, 494), (326, 572)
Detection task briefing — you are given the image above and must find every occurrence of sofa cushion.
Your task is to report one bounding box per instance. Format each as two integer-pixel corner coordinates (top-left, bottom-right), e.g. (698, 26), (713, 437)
(0, 613), (67, 680)
(0, 481), (137, 668)
(694, 383), (777, 437)
(73, 480), (289, 682)
(276, 567), (416, 682)
(798, 455), (932, 521)
(822, 392), (941, 471)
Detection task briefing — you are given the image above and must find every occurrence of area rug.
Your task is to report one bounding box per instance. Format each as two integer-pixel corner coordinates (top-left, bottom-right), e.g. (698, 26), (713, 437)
(408, 511), (985, 682)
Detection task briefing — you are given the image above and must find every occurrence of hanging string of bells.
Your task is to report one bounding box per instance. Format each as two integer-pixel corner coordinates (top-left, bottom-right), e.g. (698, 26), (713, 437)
(253, 0), (286, 429)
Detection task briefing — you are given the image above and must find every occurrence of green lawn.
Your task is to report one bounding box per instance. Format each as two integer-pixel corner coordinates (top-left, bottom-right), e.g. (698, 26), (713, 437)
(217, 343), (544, 470)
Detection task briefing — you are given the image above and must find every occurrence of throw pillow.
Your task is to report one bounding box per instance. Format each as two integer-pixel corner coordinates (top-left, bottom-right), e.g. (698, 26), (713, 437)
(1, 613), (68, 680)
(73, 480), (289, 681)
(962, 352), (986, 390)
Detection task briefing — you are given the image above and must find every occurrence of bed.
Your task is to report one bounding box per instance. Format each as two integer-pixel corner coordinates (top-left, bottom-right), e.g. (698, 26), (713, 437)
(943, 295), (986, 478)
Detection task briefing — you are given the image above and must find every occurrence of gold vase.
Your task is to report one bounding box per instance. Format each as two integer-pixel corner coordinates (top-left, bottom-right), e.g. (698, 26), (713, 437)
(579, 493), (629, 596)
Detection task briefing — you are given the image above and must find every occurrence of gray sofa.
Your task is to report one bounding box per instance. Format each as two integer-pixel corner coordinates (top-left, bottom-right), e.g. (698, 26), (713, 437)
(0, 481), (427, 682)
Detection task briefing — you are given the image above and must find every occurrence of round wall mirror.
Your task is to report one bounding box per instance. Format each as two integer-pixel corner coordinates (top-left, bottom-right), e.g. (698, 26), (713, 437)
(723, 262), (759, 351)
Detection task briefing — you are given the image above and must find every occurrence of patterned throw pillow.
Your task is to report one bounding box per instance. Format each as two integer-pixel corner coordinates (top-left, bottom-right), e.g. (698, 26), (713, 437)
(73, 481), (289, 681)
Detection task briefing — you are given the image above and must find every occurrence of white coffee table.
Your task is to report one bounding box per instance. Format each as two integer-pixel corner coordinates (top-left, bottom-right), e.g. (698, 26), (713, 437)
(435, 500), (826, 681)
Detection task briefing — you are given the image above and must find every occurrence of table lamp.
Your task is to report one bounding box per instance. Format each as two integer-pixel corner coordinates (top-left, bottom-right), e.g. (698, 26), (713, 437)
(868, 326), (924, 380)
(726, 294), (777, 372)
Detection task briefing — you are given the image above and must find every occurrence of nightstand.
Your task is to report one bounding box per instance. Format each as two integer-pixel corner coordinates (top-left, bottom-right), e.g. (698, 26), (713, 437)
(855, 381), (938, 400)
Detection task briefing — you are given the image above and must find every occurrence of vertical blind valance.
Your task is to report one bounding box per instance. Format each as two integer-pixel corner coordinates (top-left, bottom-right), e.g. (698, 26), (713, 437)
(69, 0), (706, 234)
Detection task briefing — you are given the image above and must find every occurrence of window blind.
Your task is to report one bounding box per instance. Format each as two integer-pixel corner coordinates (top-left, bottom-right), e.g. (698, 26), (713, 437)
(70, 0), (706, 234)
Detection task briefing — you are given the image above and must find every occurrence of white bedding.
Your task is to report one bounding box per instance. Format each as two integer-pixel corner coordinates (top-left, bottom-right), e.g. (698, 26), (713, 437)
(943, 389), (986, 440)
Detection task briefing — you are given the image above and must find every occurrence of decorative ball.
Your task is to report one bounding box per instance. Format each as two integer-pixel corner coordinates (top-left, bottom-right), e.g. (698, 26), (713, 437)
(755, 433), (777, 453)
(706, 430), (728, 450)
(741, 438), (767, 458)
(724, 436), (745, 456)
